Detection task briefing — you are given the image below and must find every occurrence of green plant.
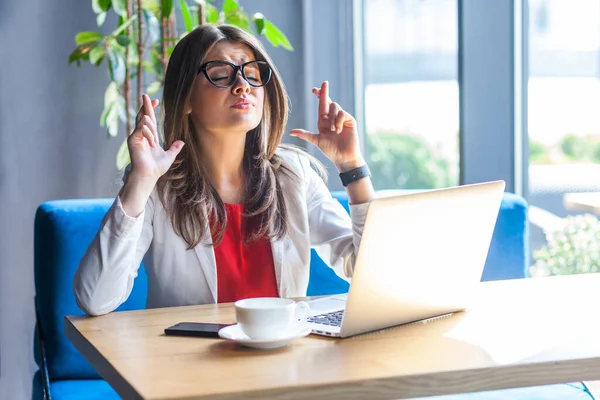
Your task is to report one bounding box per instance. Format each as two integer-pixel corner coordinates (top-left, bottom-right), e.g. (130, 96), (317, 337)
(529, 139), (549, 164)
(530, 214), (600, 277)
(560, 134), (587, 161)
(69, 0), (293, 169)
(366, 132), (452, 190)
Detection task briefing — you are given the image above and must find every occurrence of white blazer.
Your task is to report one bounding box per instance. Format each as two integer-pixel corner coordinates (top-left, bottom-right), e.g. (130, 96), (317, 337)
(73, 148), (369, 316)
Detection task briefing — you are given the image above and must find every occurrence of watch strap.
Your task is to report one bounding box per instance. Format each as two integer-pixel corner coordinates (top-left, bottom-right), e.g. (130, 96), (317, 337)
(339, 164), (371, 187)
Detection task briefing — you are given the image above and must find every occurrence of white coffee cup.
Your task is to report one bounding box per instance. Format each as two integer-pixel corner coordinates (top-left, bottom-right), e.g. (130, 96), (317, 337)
(234, 297), (310, 340)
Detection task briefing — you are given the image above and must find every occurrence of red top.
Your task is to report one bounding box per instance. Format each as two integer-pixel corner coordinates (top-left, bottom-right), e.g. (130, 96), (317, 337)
(212, 203), (279, 303)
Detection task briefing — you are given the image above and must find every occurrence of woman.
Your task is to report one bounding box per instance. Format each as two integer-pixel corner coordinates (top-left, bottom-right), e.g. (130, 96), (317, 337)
(73, 24), (375, 316)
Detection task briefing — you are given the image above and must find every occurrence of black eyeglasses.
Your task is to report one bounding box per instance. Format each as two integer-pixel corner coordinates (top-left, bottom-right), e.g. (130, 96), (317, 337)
(197, 60), (272, 88)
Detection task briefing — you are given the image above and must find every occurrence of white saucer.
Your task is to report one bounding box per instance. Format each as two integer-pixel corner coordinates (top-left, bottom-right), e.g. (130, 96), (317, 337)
(218, 324), (312, 349)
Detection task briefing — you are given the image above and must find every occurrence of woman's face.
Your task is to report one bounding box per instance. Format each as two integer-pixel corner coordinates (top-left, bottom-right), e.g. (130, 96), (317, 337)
(188, 41), (265, 137)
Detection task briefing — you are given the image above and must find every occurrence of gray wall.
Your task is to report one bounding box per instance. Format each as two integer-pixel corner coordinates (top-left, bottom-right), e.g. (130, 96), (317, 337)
(0, 1), (305, 398)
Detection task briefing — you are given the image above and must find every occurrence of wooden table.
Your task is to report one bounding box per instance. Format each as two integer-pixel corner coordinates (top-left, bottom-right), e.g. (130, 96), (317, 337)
(66, 274), (600, 400)
(563, 192), (600, 215)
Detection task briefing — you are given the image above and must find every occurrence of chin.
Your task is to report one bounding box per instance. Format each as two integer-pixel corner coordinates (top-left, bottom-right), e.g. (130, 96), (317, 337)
(228, 118), (262, 133)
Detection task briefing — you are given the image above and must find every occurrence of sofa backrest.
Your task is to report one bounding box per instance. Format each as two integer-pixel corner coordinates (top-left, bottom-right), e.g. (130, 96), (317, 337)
(34, 199), (148, 380)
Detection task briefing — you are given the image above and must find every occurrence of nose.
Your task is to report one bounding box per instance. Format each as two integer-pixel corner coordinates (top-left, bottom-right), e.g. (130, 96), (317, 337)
(231, 71), (251, 95)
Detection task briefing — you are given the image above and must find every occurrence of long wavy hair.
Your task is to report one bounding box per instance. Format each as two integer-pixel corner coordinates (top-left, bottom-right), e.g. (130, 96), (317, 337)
(157, 24), (298, 249)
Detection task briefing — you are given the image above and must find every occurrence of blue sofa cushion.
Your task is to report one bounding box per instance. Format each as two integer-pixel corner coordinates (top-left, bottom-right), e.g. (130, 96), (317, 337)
(32, 371), (121, 400)
(307, 191), (528, 296)
(34, 199), (148, 381)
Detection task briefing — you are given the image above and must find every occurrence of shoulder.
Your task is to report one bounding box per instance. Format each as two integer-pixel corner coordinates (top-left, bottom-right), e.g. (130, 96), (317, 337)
(275, 145), (327, 184)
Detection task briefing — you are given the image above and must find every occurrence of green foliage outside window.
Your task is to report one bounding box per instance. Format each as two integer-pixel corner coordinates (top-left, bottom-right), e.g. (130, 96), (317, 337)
(530, 214), (600, 277)
(366, 132), (453, 190)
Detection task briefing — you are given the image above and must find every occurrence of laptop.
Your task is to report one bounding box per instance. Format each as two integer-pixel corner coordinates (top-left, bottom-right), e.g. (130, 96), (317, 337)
(306, 180), (506, 338)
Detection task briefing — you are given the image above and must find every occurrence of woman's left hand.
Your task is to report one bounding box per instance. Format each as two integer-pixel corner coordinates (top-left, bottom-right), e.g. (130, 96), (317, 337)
(290, 81), (364, 172)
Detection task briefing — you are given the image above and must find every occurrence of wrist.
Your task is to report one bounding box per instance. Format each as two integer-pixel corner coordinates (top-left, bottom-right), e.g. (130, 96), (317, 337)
(335, 156), (366, 173)
(126, 170), (159, 189)
(122, 172), (157, 201)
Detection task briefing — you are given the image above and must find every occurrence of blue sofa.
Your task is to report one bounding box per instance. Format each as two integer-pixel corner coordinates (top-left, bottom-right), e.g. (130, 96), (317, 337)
(32, 192), (593, 400)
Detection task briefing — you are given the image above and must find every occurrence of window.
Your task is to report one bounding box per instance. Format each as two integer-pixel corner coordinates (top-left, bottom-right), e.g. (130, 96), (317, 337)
(528, 0), (600, 276)
(362, 0), (459, 190)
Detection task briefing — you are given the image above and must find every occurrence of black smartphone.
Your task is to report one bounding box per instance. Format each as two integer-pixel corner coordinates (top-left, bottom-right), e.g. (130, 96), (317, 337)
(164, 322), (232, 338)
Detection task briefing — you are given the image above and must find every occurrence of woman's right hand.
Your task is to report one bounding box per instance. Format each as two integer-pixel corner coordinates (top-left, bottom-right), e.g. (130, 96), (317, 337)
(128, 93), (185, 182)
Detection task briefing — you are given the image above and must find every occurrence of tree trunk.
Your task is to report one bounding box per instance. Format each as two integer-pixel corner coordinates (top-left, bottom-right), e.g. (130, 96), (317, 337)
(198, 2), (206, 25)
(161, 15), (168, 78)
(124, 0), (132, 135)
(136, 0), (144, 110)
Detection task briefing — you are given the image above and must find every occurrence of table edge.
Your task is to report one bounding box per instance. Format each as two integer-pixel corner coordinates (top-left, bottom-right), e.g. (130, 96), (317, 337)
(63, 316), (143, 400)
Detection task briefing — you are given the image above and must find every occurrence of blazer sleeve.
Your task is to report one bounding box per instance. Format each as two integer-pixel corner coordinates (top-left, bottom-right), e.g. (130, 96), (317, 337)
(73, 191), (155, 316)
(300, 155), (370, 280)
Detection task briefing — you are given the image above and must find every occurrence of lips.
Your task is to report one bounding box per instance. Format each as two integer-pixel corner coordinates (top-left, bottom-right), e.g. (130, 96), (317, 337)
(231, 98), (254, 108)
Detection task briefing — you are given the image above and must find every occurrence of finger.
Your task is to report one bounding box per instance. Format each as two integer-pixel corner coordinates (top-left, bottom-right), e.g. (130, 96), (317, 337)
(165, 140), (185, 160)
(143, 116), (159, 146)
(328, 102), (340, 132)
(143, 115), (156, 132)
(143, 94), (157, 125)
(318, 81), (329, 118)
(142, 125), (156, 148)
(290, 129), (318, 146)
(336, 109), (346, 133)
(133, 107), (144, 132)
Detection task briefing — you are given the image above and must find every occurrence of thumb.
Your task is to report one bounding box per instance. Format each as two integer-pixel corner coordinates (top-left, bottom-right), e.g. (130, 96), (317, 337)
(290, 129), (318, 145)
(166, 140), (185, 160)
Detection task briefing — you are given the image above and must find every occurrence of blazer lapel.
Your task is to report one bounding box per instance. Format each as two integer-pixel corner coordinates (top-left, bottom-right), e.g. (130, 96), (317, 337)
(271, 237), (284, 296)
(193, 226), (218, 303)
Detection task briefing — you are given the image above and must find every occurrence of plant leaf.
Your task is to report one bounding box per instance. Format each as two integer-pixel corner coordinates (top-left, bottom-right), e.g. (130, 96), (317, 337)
(205, 3), (219, 23)
(102, 82), (122, 138)
(167, 44), (175, 57)
(107, 47), (126, 84)
(180, 0), (194, 32)
(97, 11), (108, 26)
(115, 35), (131, 46)
(142, 8), (161, 43)
(75, 31), (104, 45)
(106, 104), (120, 137)
(222, 0), (238, 13)
(68, 47), (84, 65)
(147, 81), (162, 95)
(150, 48), (164, 76)
(100, 103), (112, 127)
(68, 42), (99, 65)
(253, 13), (264, 35)
(162, 0), (173, 18)
(225, 10), (250, 31)
(92, 0), (111, 13)
(104, 81), (120, 109)
(263, 19), (293, 51)
(112, 0), (127, 16)
(143, 0), (162, 17)
(116, 137), (131, 169)
(111, 15), (137, 37)
(89, 46), (106, 65)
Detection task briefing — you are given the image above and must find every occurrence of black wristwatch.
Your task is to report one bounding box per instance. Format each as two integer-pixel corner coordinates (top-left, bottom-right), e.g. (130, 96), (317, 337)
(339, 164), (371, 187)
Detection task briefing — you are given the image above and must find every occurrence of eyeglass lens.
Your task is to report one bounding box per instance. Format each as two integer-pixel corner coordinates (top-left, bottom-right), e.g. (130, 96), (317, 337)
(205, 61), (271, 87)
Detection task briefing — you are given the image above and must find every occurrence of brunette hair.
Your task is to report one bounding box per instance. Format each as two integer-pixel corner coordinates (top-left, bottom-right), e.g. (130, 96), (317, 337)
(157, 24), (296, 248)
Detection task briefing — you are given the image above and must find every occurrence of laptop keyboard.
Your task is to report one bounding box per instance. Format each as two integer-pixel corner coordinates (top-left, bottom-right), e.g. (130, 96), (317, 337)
(307, 310), (345, 327)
